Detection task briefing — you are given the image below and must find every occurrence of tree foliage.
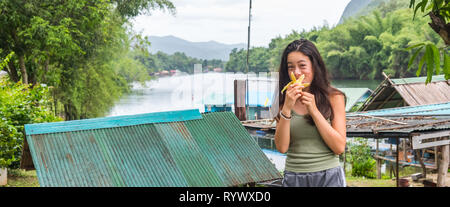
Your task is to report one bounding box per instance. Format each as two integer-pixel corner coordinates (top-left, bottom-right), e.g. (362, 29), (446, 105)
(225, 0), (444, 80)
(0, 0), (174, 168)
(0, 75), (62, 168)
(347, 138), (377, 179)
(408, 0), (449, 82)
(0, 0), (174, 120)
(135, 50), (225, 74)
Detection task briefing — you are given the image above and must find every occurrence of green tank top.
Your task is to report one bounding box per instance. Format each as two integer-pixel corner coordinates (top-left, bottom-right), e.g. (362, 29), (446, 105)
(285, 110), (340, 173)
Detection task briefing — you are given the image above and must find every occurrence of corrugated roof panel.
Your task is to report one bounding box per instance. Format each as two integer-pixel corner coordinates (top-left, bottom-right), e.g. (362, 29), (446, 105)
(391, 75), (447, 85)
(154, 122), (224, 187)
(130, 125), (189, 187)
(393, 82), (450, 106)
(30, 127), (195, 187)
(196, 113), (280, 184)
(349, 102), (450, 116)
(25, 110), (281, 187)
(26, 109), (202, 135)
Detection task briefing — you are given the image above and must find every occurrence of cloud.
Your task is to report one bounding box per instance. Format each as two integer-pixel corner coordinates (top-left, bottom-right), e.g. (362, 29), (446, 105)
(132, 0), (351, 46)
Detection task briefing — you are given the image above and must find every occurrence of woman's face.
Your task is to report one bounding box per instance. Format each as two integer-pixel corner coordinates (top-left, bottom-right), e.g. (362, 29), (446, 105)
(286, 51), (314, 84)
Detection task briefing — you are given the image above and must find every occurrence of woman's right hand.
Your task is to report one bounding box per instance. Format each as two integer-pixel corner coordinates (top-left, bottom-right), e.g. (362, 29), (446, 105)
(283, 82), (304, 112)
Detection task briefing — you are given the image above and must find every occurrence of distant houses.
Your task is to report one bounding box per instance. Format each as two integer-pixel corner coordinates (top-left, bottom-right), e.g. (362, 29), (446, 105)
(151, 68), (224, 77)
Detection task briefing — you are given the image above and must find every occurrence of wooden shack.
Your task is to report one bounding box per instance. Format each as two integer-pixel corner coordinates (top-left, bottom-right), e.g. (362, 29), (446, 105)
(347, 102), (450, 187)
(359, 74), (449, 111)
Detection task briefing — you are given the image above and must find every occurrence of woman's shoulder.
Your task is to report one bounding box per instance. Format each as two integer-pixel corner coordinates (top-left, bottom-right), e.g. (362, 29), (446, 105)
(328, 87), (346, 108)
(328, 87), (345, 100)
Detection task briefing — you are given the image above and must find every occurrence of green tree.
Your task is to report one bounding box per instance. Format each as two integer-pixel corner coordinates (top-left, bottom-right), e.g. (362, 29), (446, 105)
(407, 0), (449, 83)
(347, 138), (376, 179)
(225, 47), (271, 73)
(226, 48), (246, 72)
(0, 76), (62, 168)
(0, 0), (175, 120)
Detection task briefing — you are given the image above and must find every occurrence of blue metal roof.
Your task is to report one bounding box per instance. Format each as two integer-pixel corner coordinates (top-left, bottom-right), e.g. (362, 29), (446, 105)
(348, 102), (450, 116)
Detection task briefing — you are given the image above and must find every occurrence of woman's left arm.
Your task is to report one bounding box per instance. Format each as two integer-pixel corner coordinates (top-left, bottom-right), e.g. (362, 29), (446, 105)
(300, 92), (347, 155)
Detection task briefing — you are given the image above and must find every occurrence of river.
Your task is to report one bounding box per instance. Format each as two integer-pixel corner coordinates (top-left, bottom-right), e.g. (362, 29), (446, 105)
(107, 72), (379, 117)
(107, 72), (381, 172)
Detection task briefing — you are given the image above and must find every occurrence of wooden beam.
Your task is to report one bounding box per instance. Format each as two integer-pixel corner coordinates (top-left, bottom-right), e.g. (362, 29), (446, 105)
(411, 131), (450, 149)
(377, 90), (398, 109)
(360, 78), (389, 111)
(395, 99), (404, 107)
(382, 72), (394, 85)
(373, 155), (437, 169)
(365, 99), (403, 105)
(355, 114), (407, 125)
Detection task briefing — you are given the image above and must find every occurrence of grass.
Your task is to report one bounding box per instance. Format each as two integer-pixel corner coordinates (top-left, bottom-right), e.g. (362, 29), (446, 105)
(1, 169), (39, 187)
(346, 176), (396, 187)
(0, 167), (431, 187)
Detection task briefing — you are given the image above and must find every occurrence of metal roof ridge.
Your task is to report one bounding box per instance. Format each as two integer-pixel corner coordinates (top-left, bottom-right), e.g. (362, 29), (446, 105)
(347, 102), (450, 116)
(25, 109), (203, 135)
(390, 74), (446, 85)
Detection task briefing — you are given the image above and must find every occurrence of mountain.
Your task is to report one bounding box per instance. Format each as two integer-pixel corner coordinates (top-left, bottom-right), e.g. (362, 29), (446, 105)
(338, 0), (389, 24)
(147, 35), (246, 61)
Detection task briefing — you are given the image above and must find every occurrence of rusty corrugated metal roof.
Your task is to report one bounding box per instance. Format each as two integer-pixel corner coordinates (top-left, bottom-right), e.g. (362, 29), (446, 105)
(24, 109), (281, 187)
(359, 75), (450, 111)
(347, 102), (450, 138)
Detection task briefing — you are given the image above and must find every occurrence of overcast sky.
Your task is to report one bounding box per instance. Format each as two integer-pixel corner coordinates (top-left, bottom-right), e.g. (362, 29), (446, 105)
(131, 0), (351, 47)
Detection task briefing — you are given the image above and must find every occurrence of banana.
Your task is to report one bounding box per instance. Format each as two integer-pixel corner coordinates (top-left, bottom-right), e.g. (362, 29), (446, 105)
(281, 72), (310, 94)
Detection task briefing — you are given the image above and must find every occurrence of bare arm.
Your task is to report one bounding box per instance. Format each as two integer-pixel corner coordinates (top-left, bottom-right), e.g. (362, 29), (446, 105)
(307, 93), (347, 155)
(274, 84), (303, 154)
(274, 107), (292, 154)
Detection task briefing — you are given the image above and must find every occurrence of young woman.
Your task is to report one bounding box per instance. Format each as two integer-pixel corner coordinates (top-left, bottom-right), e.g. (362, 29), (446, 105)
(274, 39), (347, 187)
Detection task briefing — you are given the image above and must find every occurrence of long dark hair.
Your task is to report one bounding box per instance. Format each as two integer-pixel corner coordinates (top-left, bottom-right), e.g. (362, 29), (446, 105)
(278, 39), (345, 125)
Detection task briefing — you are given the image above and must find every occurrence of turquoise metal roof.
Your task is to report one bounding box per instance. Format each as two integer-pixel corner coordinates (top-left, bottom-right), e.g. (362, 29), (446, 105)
(24, 109), (281, 187)
(348, 102), (450, 116)
(391, 75), (447, 85)
(25, 109), (203, 135)
(339, 88), (372, 111)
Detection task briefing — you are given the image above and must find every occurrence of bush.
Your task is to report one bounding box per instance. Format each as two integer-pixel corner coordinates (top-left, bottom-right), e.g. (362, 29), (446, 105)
(347, 138), (376, 179)
(0, 77), (62, 169)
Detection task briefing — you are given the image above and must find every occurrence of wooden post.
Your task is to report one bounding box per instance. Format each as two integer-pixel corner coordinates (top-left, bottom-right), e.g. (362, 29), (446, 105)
(396, 138), (399, 187)
(416, 149), (427, 178)
(390, 143), (393, 179)
(376, 139), (381, 179)
(437, 144), (449, 187)
(403, 139), (407, 162)
(234, 80), (247, 121)
(343, 145), (347, 175)
(0, 168), (6, 186)
(434, 147), (438, 168)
